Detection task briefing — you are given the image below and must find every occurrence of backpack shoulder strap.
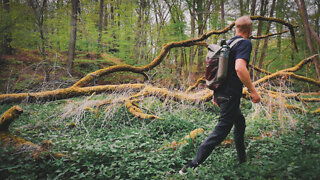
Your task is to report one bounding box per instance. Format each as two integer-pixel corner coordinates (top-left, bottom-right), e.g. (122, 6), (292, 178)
(229, 38), (244, 48)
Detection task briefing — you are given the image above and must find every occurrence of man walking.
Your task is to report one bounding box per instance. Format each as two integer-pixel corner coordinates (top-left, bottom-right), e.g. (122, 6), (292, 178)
(180, 16), (261, 174)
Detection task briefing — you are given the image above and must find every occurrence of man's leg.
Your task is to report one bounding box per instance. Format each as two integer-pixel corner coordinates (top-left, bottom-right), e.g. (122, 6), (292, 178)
(190, 119), (233, 166)
(233, 108), (246, 164)
(189, 94), (240, 167)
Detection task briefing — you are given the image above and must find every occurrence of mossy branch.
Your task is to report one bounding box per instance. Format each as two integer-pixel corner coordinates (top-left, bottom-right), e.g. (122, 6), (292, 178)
(0, 84), (146, 104)
(0, 106), (66, 159)
(0, 105), (23, 131)
(71, 16), (298, 88)
(253, 54), (319, 86)
(250, 30), (289, 40)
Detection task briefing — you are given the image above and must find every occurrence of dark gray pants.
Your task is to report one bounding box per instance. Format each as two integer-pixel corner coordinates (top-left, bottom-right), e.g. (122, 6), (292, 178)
(191, 92), (246, 167)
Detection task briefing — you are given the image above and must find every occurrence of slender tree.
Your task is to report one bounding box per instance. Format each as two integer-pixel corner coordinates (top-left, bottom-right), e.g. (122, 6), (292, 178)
(196, 0), (213, 72)
(97, 0), (104, 57)
(196, 0), (204, 72)
(186, 0), (196, 73)
(2, 0), (14, 55)
(294, 0), (320, 80)
(135, 0), (147, 64)
(220, 0), (225, 39)
(258, 0), (276, 70)
(28, 0), (50, 82)
(316, 0), (320, 36)
(275, 0), (284, 54)
(67, 0), (79, 73)
(250, 0), (257, 16)
(251, 0), (268, 78)
(239, 0), (244, 16)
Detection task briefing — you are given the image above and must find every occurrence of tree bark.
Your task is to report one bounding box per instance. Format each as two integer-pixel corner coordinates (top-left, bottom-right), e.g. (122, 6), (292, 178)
(2, 0), (14, 55)
(239, 0), (244, 16)
(196, 0), (204, 73)
(103, 3), (108, 31)
(257, 0), (276, 70)
(275, 0), (284, 54)
(188, 0), (196, 74)
(250, 0), (256, 16)
(294, 0), (320, 80)
(221, 0), (226, 39)
(309, 25), (320, 45)
(67, 0), (79, 73)
(316, 0), (320, 36)
(28, 0), (50, 82)
(251, 0), (267, 79)
(0, 106), (23, 131)
(97, 0), (104, 57)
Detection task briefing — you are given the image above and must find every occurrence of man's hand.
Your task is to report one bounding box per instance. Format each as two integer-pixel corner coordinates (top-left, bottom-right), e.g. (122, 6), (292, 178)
(250, 91), (261, 103)
(235, 59), (261, 103)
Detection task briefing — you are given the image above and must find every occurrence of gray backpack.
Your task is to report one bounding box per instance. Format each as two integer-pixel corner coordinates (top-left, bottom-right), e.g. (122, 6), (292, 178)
(205, 38), (244, 90)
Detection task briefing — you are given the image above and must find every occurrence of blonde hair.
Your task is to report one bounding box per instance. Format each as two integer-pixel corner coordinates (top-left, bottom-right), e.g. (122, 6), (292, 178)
(235, 16), (253, 33)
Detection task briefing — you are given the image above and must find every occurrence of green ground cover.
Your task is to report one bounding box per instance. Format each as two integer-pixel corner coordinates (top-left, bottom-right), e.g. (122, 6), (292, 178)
(0, 94), (319, 179)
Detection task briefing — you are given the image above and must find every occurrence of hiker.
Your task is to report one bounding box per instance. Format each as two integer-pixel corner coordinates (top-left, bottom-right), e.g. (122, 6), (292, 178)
(179, 16), (261, 174)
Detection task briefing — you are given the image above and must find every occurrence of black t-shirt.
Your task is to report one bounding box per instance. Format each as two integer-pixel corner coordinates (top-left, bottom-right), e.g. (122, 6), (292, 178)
(216, 35), (252, 97)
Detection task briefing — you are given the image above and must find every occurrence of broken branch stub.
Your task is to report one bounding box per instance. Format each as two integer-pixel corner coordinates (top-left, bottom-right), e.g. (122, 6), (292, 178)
(0, 105), (23, 131)
(0, 106), (66, 159)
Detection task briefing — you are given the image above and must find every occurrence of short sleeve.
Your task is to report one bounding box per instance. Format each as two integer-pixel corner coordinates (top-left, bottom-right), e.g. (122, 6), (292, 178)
(234, 40), (252, 63)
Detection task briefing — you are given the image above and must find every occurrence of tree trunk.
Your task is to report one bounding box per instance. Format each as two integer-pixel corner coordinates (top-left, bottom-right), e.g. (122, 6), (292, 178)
(251, 0), (267, 79)
(28, 0), (50, 82)
(196, 0), (212, 73)
(295, 0), (320, 80)
(189, 0), (196, 74)
(250, 0), (257, 16)
(135, 0), (147, 64)
(257, 0), (276, 70)
(239, 0), (244, 16)
(316, 0), (320, 36)
(197, 0), (204, 73)
(97, 0), (104, 57)
(67, 0), (79, 73)
(56, 0), (63, 51)
(276, 0), (284, 54)
(2, 0), (14, 55)
(110, 0), (116, 50)
(103, 3), (108, 31)
(221, 0), (226, 39)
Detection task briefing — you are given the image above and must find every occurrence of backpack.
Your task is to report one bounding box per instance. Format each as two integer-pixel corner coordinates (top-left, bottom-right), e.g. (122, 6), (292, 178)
(205, 38), (244, 90)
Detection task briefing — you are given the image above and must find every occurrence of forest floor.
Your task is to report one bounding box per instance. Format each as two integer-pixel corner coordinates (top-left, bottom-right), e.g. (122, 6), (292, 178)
(0, 94), (319, 179)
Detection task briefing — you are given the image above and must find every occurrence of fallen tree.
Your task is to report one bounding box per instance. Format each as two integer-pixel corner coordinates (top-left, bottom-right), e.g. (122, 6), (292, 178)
(0, 106), (65, 159)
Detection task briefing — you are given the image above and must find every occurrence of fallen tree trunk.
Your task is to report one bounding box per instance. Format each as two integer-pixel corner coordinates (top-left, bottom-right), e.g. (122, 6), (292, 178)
(0, 105), (23, 131)
(0, 84), (146, 104)
(157, 128), (204, 151)
(253, 54), (319, 86)
(0, 106), (66, 159)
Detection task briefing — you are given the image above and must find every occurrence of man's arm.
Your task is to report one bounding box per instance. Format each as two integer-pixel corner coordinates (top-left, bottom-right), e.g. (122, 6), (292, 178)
(235, 59), (261, 103)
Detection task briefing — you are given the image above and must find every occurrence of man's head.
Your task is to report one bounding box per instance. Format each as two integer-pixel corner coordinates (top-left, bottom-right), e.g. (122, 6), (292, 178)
(235, 16), (253, 38)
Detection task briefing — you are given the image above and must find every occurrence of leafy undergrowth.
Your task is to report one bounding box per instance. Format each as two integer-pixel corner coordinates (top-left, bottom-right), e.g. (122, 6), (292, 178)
(0, 94), (319, 180)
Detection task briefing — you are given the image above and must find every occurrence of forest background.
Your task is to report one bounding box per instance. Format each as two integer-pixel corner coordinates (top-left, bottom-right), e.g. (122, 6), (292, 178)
(0, 0), (320, 179)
